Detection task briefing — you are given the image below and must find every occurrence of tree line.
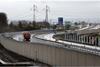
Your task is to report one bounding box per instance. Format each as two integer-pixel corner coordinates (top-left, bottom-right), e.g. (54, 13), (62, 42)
(8, 21), (50, 31)
(0, 12), (50, 32)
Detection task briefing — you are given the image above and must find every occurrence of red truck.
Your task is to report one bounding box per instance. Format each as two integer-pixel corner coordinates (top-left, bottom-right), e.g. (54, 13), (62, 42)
(23, 32), (31, 41)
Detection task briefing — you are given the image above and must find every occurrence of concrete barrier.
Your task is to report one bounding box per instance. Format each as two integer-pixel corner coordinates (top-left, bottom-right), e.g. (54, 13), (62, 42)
(1, 34), (100, 66)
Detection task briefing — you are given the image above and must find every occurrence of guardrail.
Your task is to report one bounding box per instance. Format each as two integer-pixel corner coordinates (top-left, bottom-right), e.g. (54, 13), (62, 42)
(34, 33), (100, 56)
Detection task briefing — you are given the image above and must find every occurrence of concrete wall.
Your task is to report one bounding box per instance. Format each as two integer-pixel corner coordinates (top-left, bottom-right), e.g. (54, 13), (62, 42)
(1, 35), (100, 66)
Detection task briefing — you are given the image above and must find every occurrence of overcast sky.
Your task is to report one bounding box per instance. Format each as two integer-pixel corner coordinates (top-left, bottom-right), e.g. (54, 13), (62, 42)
(0, 0), (100, 23)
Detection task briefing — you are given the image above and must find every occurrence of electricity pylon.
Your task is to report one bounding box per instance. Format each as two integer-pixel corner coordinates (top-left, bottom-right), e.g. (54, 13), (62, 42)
(45, 5), (50, 23)
(33, 4), (37, 22)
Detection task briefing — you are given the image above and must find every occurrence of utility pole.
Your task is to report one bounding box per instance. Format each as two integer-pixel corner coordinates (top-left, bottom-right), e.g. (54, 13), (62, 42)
(33, 4), (37, 22)
(45, 5), (49, 23)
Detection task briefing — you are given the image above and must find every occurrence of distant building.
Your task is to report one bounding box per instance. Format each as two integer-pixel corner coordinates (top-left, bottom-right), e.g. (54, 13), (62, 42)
(56, 17), (64, 30)
(58, 17), (63, 25)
